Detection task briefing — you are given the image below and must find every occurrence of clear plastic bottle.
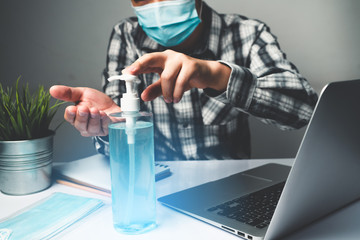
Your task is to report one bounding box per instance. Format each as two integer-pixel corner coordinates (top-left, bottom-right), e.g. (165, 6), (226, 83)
(108, 74), (156, 234)
(109, 111), (156, 234)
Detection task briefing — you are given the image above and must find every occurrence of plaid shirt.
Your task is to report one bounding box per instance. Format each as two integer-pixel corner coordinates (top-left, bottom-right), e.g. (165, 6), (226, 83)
(94, 2), (318, 160)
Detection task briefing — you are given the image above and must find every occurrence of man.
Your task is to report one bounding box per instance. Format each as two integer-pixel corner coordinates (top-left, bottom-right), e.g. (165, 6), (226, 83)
(50, 0), (318, 160)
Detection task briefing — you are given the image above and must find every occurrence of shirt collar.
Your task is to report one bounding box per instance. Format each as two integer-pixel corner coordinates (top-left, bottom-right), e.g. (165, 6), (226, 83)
(192, 1), (222, 57)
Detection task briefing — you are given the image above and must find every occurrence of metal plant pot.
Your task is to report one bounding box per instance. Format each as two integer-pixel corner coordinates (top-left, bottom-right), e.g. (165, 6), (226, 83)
(0, 132), (54, 195)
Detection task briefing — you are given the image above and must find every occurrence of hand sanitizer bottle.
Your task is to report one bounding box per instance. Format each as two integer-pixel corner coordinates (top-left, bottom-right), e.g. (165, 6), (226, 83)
(108, 74), (156, 234)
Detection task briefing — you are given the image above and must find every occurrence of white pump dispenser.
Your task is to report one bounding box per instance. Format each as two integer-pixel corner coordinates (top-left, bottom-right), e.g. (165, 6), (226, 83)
(108, 74), (140, 112)
(108, 74), (140, 144)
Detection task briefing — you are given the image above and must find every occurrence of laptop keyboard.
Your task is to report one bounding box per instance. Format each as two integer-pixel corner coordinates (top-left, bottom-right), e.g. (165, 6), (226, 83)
(207, 182), (285, 229)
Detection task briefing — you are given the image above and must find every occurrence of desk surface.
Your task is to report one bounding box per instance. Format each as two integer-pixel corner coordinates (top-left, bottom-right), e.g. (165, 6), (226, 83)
(1, 156), (360, 240)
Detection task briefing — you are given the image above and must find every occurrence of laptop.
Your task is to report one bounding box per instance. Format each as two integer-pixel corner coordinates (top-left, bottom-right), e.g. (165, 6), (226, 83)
(158, 79), (360, 240)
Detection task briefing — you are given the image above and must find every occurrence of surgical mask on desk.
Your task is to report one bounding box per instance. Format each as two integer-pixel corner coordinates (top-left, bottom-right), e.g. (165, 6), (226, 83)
(133, 0), (201, 47)
(0, 192), (104, 240)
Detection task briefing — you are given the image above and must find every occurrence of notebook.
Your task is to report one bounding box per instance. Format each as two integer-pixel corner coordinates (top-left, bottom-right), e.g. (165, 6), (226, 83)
(53, 154), (171, 197)
(158, 79), (360, 240)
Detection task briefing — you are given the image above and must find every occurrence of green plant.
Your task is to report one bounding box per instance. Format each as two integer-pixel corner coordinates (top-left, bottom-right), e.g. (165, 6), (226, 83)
(0, 76), (64, 141)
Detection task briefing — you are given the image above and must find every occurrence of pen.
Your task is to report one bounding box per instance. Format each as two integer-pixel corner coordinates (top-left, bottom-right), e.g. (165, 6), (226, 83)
(56, 179), (111, 198)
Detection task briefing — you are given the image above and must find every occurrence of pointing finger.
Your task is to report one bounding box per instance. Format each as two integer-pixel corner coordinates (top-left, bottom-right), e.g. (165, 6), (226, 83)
(141, 80), (162, 102)
(126, 52), (167, 75)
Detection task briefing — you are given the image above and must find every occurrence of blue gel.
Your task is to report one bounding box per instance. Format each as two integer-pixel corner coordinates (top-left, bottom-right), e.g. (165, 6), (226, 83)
(109, 120), (157, 234)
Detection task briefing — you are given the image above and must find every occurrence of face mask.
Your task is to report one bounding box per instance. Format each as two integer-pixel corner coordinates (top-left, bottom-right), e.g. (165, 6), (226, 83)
(133, 0), (201, 47)
(0, 193), (103, 240)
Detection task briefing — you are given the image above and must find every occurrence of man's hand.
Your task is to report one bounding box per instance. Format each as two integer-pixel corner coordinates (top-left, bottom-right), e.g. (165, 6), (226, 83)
(49, 86), (121, 136)
(123, 49), (231, 103)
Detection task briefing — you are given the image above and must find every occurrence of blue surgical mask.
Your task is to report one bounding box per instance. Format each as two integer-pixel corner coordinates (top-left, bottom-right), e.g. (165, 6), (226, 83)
(0, 193), (104, 240)
(133, 0), (201, 47)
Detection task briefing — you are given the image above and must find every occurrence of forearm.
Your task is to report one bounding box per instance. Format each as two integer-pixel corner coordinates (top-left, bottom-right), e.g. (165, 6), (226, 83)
(220, 62), (318, 130)
(204, 60), (231, 92)
(205, 21), (319, 130)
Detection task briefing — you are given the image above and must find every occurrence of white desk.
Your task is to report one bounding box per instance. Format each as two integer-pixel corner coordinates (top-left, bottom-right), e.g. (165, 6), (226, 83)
(1, 157), (360, 240)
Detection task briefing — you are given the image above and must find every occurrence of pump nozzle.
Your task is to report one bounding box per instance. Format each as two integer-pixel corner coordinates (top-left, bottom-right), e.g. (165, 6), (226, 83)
(108, 74), (140, 144)
(108, 74), (138, 94)
(108, 74), (140, 113)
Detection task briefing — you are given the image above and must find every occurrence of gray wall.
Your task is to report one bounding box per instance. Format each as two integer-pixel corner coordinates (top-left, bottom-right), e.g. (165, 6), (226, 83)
(1, 0), (359, 161)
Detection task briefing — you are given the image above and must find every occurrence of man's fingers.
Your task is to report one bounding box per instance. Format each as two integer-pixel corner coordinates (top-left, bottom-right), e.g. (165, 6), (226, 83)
(51, 85), (115, 137)
(100, 111), (110, 136)
(126, 52), (167, 75)
(74, 106), (90, 135)
(160, 60), (181, 103)
(49, 85), (84, 103)
(64, 106), (109, 137)
(125, 50), (198, 103)
(64, 106), (77, 124)
(82, 111), (110, 137)
(141, 80), (163, 102)
(173, 64), (194, 103)
(87, 108), (102, 135)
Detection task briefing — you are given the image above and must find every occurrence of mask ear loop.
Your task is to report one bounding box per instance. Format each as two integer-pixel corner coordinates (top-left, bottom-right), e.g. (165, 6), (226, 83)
(199, 0), (204, 20)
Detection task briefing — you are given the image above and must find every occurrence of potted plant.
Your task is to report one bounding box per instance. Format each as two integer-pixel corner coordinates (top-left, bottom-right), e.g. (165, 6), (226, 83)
(0, 76), (63, 195)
